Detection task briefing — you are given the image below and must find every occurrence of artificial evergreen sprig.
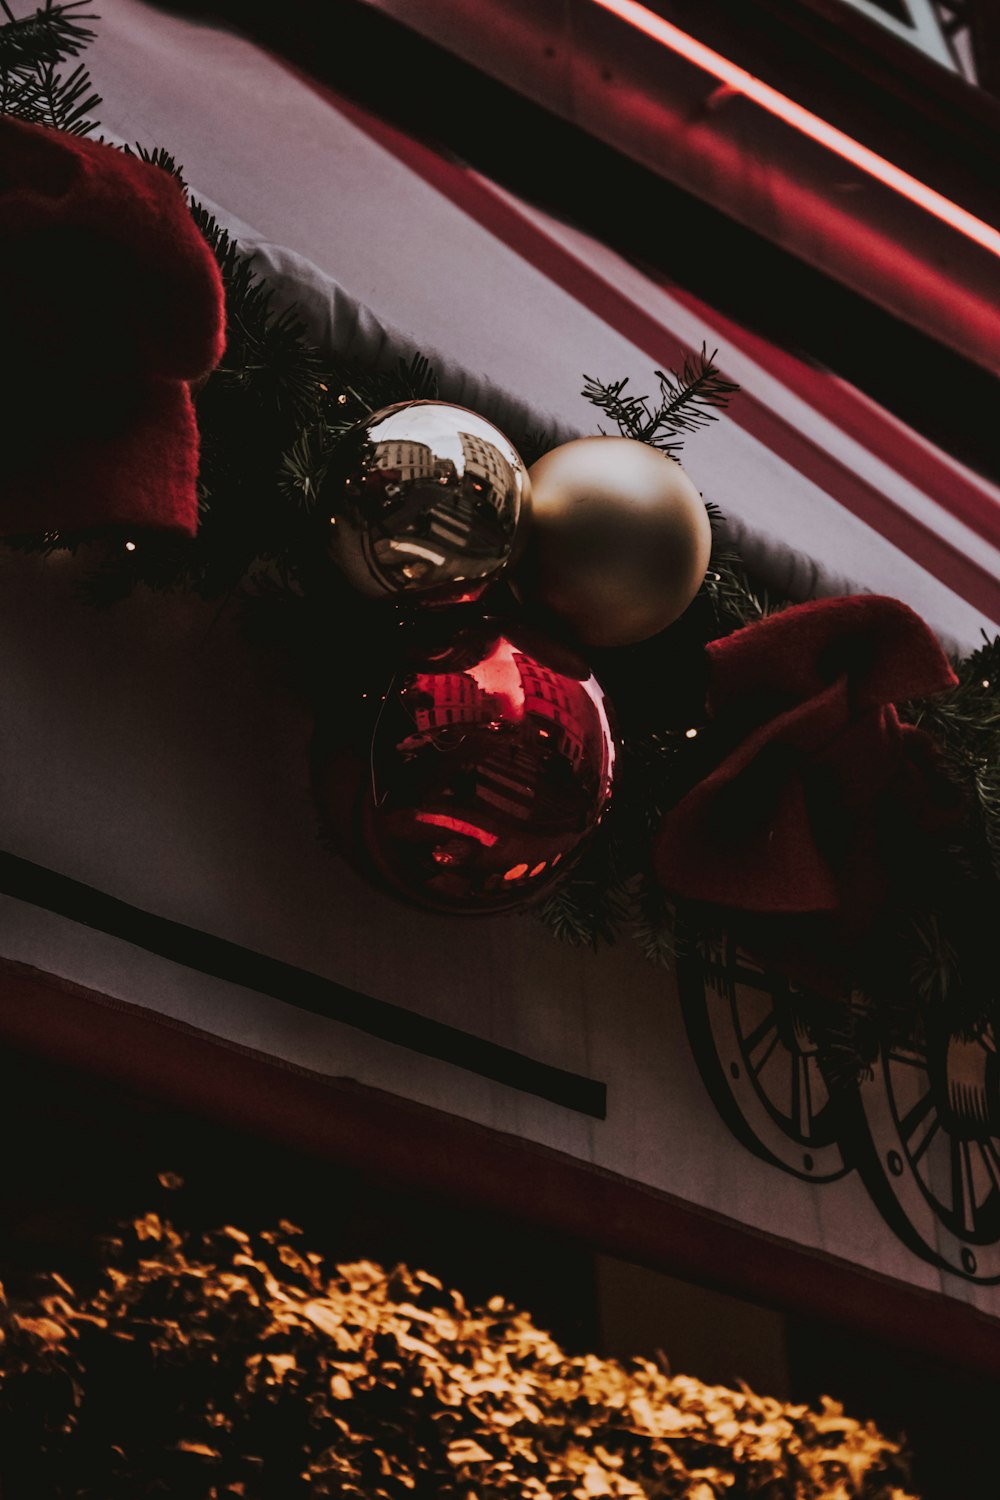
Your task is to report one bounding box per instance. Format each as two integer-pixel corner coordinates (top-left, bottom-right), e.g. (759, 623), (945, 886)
(907, 635), (1000, 881)
(701, 552), (777, 633)
(189, 202), (327, 422)
(0, 1), (99, 134)
(583, 346), (739, 455)
(0, 0), (95, 62)
(537, 852), (630, 950)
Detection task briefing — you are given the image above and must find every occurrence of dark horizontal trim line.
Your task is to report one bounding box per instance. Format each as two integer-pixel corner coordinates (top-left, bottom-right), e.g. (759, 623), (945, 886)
(0, 850), (606, 1119)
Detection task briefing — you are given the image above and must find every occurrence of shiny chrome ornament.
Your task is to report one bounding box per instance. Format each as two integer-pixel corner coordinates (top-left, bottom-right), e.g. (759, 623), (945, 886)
(315, 617), (617, 914)
(327, 400), (531, 606)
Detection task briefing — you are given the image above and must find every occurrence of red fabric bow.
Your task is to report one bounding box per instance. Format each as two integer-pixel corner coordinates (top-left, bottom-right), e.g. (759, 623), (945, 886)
(0, 118), (225, 536)
(655, 596), (958, 926)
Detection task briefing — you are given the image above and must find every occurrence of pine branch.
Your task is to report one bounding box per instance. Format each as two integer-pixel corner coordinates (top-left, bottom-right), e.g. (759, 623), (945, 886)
(25, 57), (97, 130)
(388, 351), (439, 402)
(630, 875), (677, 967)
(906, 637), (1000, 880)
(582, 345), (738, 455)
(973, 761), (1000, 877)
(653, 346), (740, 437)
(0, 1), (96, 69)
(0, 3), (100, 134)
(536, 830), (630, 949)
(908, 912), (960, 1010)
(514, 424), (557, 468)
(537, 878), (622, 949)
(189, 200), (325, 423)
(814, 995), (879, 1093)
(124, 143), (185, 182)
(1, 59), (99, 132)
(327, 352), (440, 429)
(700, 553), (775, 633)
(278, 424), (334, 511)
(620, 731), (687, 834)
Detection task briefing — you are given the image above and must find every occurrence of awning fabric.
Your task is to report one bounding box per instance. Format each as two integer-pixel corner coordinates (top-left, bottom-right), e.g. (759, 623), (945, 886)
(82, 0), (1000, 656)
(362, 0), (1000, 381)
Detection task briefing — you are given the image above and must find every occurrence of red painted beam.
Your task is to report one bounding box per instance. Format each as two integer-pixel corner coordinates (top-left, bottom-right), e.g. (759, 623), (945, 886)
(358, 0), (1000, 376)
(2, 955), (1000, 1380)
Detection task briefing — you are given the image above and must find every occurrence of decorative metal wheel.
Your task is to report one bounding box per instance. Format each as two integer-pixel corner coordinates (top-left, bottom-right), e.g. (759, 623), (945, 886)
(677, 937), (848, 1183)
(851, 1026), (1000, 1282)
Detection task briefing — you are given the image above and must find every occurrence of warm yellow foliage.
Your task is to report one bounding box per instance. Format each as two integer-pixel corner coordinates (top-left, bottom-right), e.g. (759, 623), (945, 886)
(0, 1213), (917, 1499)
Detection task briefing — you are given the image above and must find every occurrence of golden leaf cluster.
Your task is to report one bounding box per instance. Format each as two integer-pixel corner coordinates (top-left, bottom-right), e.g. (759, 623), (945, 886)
(0, 1214), (917, 1499)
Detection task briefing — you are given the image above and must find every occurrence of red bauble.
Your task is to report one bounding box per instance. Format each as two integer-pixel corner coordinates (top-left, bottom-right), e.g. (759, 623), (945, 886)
(314, 617), (617, 914)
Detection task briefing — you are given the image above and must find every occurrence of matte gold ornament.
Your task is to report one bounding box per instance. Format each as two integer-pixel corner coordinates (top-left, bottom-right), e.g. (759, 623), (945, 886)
(326, 400), (531, 606)
(312, 617), (617, 914)
(518, 436), (712, 647)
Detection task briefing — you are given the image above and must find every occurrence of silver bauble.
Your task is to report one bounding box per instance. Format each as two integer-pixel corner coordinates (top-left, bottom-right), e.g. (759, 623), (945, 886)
(327, 400), (531, 606)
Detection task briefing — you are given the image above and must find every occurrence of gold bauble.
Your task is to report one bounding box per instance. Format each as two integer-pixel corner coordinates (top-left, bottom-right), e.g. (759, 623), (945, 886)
(326, 400), (531, 606)
(518, 436), (712, 647)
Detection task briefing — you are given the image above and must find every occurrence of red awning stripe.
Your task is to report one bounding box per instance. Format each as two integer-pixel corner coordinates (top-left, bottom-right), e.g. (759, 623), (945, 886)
(591, 0), (1000, 263)
(659, 278), (1000, 557)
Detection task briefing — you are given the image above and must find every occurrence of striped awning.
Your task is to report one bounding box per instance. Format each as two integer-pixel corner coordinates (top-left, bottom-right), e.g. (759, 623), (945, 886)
(85, 0), (1000, 655)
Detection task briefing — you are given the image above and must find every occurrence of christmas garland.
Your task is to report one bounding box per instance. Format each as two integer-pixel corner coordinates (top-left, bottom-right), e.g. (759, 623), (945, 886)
(3, 3), (1000, 1083)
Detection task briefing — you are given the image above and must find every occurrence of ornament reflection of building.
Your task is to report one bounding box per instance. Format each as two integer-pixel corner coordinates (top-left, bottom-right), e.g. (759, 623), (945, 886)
(376, 436), (506, 565)
(519, 659), (586, 770)
(459, 430), (515, 516)
(404, 654), (595, 838)
(476, 743), (537, 823)
(412, 672), (481, 731)
(499, 655), (596, 829)
(410, 669), (537, 825)
(423, 438), (512, 558)
(373, 439), (436, 484)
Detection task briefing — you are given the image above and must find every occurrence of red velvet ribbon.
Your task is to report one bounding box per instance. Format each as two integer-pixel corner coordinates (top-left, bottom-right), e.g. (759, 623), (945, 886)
(0, 118), (225, 536)
(655, 596), (959, 926)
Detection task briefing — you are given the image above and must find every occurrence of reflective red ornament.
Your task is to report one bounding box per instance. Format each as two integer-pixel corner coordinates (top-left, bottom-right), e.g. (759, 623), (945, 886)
(315, 618), (617, 914)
